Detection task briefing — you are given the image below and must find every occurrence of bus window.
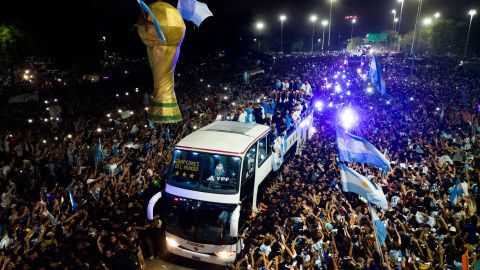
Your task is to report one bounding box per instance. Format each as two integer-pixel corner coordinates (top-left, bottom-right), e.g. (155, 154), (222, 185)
(240, 144), (256, 202)
(267, 133), (272, 156)
(168, 150), (241, 194)
(257, 136), (270, 166)
(242, 144), (256, 181)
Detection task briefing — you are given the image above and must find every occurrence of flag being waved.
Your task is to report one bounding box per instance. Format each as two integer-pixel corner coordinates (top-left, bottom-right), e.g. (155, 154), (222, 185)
(370, 205), (387, 246)
(368, 54), (387, 97)
(449, 179), (465, 206)
(339, 163), (388, 209)
(336, 128), (390, 172)
(177, 0), (213, 27)
(137, 0), (166, 42)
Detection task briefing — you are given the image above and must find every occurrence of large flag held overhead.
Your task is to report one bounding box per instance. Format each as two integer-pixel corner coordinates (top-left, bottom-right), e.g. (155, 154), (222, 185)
(449, 179), (465, 206)
(177, 0), (213, 27)
(336, 128), (390, 172)
(368, 54), (387, 97)
(137, 0), (167, 42)
(97, 138), (103, 162)
(370, 205), (387, 247)
(339, 163), (388, 209)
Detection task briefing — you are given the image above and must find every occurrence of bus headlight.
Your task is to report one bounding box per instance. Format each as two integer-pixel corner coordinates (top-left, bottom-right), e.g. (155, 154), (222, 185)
(166, 237), (179, 247)
(214, 251), (235, 258)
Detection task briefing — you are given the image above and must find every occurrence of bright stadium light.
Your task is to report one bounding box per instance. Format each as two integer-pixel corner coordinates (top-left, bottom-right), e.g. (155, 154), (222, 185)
(334, 84), (342, 92)
(339, 108), (358, 130)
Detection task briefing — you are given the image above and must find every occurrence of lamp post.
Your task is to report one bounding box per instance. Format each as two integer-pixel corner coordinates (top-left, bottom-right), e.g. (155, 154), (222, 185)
(410, 0), (423, 55)
(328, 0), (334, 47)
(350, 18), (356, 41)
(434, 12), (440, 23)
(422, 17), (432, 26)
(256, 22), (264, 52)
(279, 15), (286, 53)
(392, 10), (397, 30)
(322, 20), (328, 51)
(396, 0), (404, 52)
(310, 15), (318, 53)
(465, 9), (477, 58)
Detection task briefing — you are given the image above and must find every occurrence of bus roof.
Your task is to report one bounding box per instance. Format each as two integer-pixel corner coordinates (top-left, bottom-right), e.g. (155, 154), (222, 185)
(175, 121), (270, 156)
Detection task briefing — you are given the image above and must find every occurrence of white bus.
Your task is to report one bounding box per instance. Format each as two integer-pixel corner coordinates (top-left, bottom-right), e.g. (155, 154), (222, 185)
(147, 111), (314, 265)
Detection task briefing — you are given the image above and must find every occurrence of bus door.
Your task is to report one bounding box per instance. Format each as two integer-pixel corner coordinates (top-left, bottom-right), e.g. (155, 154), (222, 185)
(239, 143), (256, 229)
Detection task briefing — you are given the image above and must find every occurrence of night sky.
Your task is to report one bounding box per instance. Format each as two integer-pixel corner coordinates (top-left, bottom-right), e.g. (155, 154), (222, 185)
(1, 0), (478, 62)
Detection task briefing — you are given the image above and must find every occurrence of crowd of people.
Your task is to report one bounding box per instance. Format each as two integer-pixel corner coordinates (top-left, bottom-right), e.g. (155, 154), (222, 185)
(230, 55), (480, 270)
(0, 50), (479, 270)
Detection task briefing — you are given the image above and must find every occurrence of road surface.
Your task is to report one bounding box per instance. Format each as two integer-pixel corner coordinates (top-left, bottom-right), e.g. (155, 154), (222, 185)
(144, 231), (226, 270)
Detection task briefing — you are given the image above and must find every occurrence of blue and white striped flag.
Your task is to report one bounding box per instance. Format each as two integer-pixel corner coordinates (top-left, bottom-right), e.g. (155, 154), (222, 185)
(370, 205), (387, 247)
(339, 163), (388, 209)
(449, 179), (465, 206)
(336, 128), (390, 172)
(97, 138), (103, 162)
(67, 188), (77, 212)
(177, 0), (213, 27)
(368, 54), (387, 97)
(137, 0), (167, 42)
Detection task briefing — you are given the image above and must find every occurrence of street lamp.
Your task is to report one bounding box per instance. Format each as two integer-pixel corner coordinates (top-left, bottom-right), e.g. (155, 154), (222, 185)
(411, 0), (424, 55)
(310, 15), (318, 53)
(328, 0), (335, 47)
(422, 17), (432, 26)
(350, 18), (356, 40)
(392, 10), (397, 30)
(465, 9), (477, 58)
(321, 20), (329, 51)
(279, 15), (286, 52)
(256, 22), (264, 52)
(434, 12), (440, 22)
(396, 0), (405, 52)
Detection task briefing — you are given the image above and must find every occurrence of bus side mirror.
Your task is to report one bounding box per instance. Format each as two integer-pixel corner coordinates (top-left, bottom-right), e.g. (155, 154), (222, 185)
(147, 191), (163, 221)
(229, 205), (241, 237)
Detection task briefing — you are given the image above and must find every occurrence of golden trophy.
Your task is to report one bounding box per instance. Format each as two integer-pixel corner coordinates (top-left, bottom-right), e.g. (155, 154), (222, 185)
(137, 2), (185, 123)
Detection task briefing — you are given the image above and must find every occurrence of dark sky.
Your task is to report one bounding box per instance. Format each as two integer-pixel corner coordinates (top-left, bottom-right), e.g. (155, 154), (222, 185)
(1, 0), (478, 61)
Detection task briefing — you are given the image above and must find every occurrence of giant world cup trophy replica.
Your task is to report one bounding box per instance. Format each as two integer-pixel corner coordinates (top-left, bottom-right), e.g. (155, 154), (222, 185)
(137, 2), (185, 123)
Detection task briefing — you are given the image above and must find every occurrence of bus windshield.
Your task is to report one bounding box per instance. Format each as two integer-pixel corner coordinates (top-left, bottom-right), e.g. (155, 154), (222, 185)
(167, 150), (241, 194)
(164, 193), (237, 245)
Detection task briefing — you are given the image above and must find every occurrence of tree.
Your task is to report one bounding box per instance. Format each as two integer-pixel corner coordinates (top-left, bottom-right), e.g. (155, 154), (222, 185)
(0, 24), (22, 72)
(430, 19), (467, 56)
(347, 37), (363, 51)
(399, 29), (430, 54)
(291, 39), (304, 52)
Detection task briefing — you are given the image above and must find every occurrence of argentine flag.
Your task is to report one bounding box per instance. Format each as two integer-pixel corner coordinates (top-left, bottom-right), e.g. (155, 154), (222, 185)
(449, 179), (465, 206)
(336, 128), (390, 172)
(368, 54), (387, 96)
(97, 138), (103, 163)
(339, 163), (388, 209)
(177, 0), (213, 27)
(370, 205), (387, 246)
(137, 0), (167, 43)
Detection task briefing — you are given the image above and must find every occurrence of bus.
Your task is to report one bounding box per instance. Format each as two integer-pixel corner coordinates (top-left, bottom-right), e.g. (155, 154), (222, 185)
(147, 111), (314, 265)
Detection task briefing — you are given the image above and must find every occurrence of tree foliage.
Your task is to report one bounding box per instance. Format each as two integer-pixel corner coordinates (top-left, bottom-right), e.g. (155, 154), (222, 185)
(430, 19), (467, 56)
(347, 37), (363, 51)
(0, 24), (22, 71)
